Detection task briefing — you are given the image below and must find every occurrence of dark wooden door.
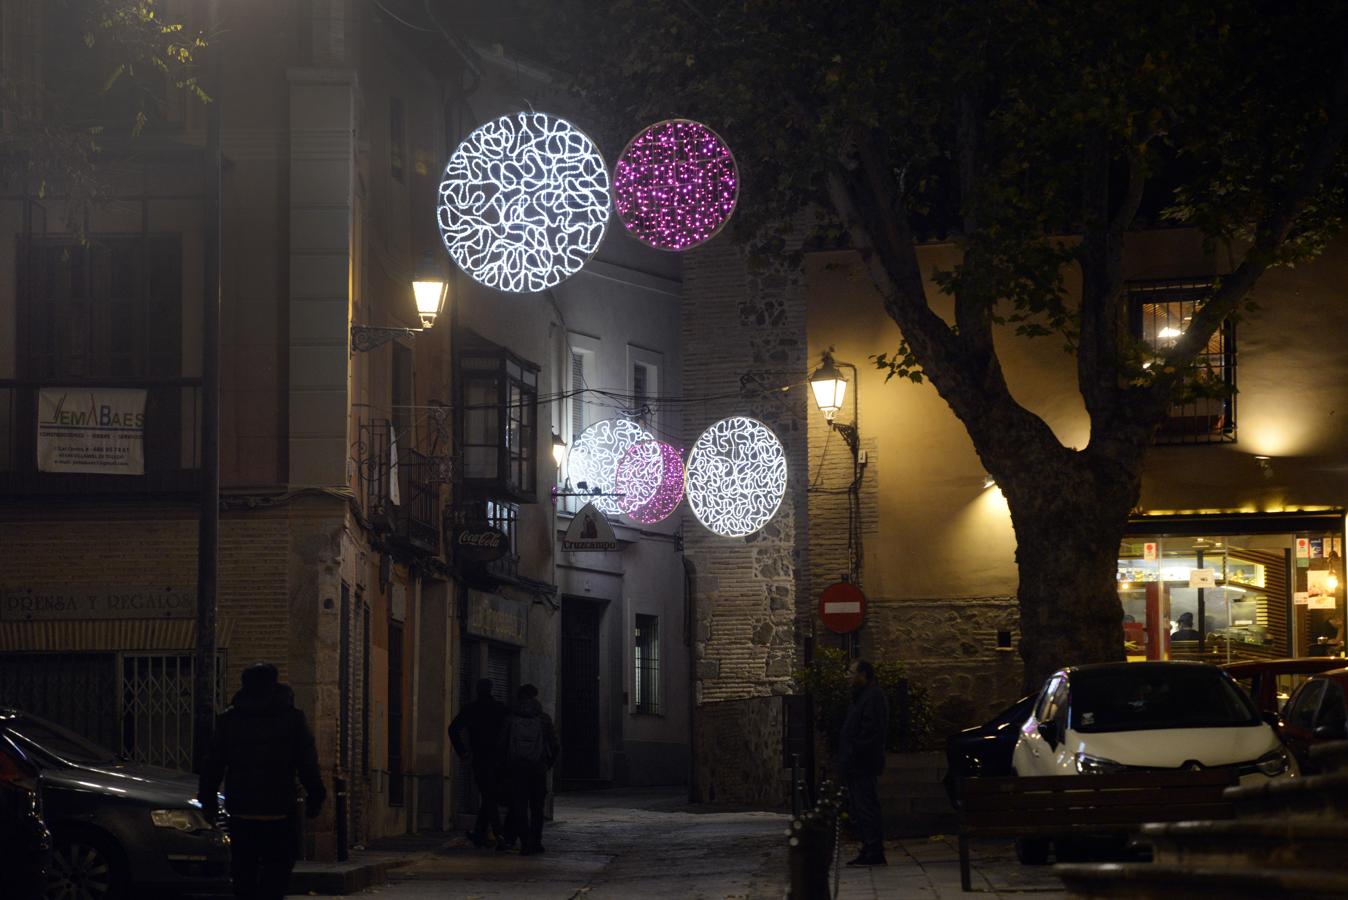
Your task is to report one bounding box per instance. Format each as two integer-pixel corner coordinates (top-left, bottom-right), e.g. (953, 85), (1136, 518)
(560, 601), (602, 781)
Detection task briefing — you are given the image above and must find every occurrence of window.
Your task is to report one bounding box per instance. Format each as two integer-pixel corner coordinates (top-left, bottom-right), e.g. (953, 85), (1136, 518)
(457, 333), (539, 501)
(1129, 280), (1235, 444)
(566, 333), (600, 449)
(389, 98), (406, 182)
(626, 345), (661, 431)
(1287, 680), (1326, 732)
(485, 499), (518, 557)
(22, 237), (182, 380)
(634, 614), (661, 714)
(387, 617), (405, 806)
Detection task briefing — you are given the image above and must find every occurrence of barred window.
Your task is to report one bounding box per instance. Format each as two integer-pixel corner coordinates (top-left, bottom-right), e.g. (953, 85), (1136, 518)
(1130, 280), (1235, 445)
(634, 614), (661, 715)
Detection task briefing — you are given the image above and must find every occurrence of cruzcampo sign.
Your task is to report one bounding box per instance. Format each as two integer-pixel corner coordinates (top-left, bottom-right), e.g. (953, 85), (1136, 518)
(37, 387), (146, 475)
(562, 502), (619, 552)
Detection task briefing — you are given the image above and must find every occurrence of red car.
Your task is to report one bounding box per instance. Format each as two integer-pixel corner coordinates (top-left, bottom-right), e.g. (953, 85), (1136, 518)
(1277, 668), (1348, 774)
(1221, 657), (1347, 716)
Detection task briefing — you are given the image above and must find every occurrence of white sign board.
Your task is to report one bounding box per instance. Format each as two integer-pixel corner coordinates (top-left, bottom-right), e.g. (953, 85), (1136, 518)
(1188, 568), (1217, 589)
(562, 502), (619, 552)
(37, 388), (146, 475)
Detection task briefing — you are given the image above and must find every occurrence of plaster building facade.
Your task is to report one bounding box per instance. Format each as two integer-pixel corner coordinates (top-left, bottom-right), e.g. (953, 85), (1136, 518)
(0, 0), (691, 861)
(683, 224), (1348, 804)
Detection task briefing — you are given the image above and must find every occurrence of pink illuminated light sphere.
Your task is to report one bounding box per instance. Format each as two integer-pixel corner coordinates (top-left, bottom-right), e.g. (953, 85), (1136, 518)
(612, 119), (739, 251)
(615, 440), (686, 525)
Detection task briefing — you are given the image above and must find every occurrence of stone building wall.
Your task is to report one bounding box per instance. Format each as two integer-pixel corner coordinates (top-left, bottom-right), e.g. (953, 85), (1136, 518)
(681, 235), (809, 803)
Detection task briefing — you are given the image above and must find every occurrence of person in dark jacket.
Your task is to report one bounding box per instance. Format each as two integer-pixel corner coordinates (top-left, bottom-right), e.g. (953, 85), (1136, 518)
(199, 662), (326, 900)
(838, 659), (889, 867)
(449, 678), (509, 847)
(498, 684), (559, 855)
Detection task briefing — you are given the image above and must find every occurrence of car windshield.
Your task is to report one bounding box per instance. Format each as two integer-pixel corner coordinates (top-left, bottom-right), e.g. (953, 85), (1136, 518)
(1070, 666), (1261, 733)
(6, 715), (120, 765)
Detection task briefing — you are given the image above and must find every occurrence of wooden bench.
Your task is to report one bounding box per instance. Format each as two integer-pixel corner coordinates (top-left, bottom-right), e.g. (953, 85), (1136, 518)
(956, 770), (1238, 892)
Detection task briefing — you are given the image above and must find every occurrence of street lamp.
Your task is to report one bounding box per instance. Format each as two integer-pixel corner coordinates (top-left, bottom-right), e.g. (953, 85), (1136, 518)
(552, 431), (567, 468)
(352, 253), (449, 352)
(809, 354), (848, 423)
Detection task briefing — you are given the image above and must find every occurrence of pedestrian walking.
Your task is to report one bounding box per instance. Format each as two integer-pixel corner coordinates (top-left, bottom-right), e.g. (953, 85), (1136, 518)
(199, 662), (326, 900)
(499, 683), (559, 855)
(838, 659), (889, 867)
(449, 677), (509, 847)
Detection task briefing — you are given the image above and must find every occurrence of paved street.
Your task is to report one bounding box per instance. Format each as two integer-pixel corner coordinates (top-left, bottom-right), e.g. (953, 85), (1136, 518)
(293, 790), (1066, 900)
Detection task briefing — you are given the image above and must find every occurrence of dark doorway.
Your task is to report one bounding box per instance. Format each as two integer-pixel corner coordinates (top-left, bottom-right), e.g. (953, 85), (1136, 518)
(560, 599), (603, 783)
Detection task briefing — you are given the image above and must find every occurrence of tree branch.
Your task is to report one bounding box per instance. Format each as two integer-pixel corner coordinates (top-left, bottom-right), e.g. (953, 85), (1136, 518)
(1152, 39), (1348, 404)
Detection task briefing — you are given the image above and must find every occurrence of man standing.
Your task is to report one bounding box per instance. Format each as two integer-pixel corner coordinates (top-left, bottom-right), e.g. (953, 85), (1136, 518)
(199, 663), (326, 900)
(500, 684), (559, 855)
(838, 659), (889, 867)
(449, 678), (509, 847)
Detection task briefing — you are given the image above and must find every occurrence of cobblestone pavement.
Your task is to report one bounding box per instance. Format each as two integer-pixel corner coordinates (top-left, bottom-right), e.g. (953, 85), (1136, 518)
(293, 790), (1066, 900)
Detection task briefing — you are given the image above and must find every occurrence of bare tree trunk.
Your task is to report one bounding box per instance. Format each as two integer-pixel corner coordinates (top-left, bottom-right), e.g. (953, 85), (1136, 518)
(1003, 459), (1137, 692)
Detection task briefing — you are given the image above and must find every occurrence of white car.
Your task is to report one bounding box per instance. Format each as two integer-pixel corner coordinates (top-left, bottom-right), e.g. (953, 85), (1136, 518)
(1013, 661), (1295, 786)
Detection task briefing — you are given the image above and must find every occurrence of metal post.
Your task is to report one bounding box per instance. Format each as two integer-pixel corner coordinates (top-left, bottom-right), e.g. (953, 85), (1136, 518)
(335, 777), (349, 862)
(193, 0), (222, 774)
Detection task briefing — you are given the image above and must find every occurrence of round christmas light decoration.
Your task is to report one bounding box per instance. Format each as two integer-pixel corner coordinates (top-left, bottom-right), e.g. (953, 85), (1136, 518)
(612, 119), (739, 251)
(566, 418), (654, 517)
(615, 440), (686, 525)
(685, 416), (787, 538)
(437, 111), (610, 292)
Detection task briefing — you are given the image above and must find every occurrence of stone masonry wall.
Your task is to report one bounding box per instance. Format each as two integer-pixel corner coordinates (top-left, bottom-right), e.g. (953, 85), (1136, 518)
(681, 234), (809, 803)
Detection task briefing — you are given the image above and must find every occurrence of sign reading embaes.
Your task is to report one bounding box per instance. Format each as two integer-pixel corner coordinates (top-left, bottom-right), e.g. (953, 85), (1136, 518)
(37, 388), (147, 475)
(0, 587), (195, 621)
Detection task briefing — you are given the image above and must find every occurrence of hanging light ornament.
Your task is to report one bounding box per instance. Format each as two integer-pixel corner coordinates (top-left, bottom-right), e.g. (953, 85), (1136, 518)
(685, 416), (787, 537)
(567, 418), (654, 517)
(612, 119), (739, 251)
(437, 112), (610, 292)
(615, 440), (686, 525)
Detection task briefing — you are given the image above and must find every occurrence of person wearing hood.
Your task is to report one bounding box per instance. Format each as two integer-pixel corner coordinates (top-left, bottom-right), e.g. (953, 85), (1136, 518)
(498, 683), (559, 855)
(199, 662), (326, 900)
(838, 659), (889, 867)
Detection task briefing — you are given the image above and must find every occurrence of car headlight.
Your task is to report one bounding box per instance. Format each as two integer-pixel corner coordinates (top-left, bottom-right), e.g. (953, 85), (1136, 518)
(151, 808), (213, 832)
(1256, 747), (1290, 777)
(1075, 753), (1128, 775)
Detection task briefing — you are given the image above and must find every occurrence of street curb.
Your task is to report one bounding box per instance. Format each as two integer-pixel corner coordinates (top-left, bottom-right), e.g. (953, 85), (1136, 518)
(290, 857), (409, 895)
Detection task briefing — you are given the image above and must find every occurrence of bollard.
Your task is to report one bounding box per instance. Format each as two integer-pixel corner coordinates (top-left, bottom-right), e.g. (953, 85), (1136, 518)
(335, 776), (349, 862)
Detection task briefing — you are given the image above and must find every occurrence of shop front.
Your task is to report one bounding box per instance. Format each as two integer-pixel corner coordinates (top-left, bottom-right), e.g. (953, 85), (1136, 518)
(1119, 512), (1346, 664)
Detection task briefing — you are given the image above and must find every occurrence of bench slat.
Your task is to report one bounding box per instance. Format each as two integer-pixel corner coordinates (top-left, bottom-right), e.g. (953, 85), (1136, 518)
(961, 785), (1229, 812)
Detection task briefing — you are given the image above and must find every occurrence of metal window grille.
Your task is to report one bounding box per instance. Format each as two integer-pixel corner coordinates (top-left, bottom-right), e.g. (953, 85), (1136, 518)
(570, 350), (586, 439)
(1129, 280), (1235, 445)
(634, 614), (661, 715)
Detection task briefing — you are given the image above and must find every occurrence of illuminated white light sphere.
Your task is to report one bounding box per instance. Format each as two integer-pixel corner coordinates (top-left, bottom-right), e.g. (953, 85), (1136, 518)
(616, 440), (685, 525)
(685, 416), (787, 537)
(567, 418), (654, 517)
(437, 112), (610, 293)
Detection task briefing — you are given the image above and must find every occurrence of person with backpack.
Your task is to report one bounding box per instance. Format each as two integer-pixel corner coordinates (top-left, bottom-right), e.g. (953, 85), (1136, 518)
(498, 683), (559, 855)
(199, 662), (326, 900)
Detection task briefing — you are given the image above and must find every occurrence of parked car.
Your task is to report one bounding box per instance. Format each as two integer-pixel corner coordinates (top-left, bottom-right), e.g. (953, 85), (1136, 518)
(943, 694), (1036, 803)
(1013, 662), (1293, 785)
(0, 732), (50, 900)
(1222, 657), (1348, 716)
(0, 710), (230, 900)
(1276, 667), (1348, 774)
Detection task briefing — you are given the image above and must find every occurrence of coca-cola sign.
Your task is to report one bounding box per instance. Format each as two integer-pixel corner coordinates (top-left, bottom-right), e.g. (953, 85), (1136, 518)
(455, 526), (510, 563)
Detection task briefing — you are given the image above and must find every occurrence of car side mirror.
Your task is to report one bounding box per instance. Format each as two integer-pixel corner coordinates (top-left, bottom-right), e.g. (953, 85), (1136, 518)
(1263, 712), (1280, 728)
(1038, 721), (1059, 748)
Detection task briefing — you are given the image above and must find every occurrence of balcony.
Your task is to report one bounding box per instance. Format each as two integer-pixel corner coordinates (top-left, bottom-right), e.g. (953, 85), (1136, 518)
(0, 379), (202, 496)
(359, 419), (444, 555)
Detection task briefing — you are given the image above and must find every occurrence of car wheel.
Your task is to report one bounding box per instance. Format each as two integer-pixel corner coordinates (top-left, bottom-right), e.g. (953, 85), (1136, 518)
(1014, 836), (1051, 866)
(45, 831), (127, 900)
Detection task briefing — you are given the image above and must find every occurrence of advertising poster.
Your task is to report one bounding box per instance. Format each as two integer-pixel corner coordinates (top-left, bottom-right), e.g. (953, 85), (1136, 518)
(36, 388), (146, 475)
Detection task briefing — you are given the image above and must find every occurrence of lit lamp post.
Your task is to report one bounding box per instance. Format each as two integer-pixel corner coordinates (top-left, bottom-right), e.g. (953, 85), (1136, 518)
(551, 431), (567, 470)
(351, 254), (449, 352)
(809, 351), (859, 457)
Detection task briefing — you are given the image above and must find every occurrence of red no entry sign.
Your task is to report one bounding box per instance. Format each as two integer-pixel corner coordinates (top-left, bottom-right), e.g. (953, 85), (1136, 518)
(819, 582), (866, 634)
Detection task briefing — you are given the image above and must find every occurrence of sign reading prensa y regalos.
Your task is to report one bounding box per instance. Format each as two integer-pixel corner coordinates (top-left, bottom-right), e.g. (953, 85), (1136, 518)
(0, 586), (195, 621)
(37, 388), (147, 475)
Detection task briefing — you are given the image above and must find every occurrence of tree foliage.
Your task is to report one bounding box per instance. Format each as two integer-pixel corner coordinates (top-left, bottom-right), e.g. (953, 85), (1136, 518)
(0, 0), (206, 228)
